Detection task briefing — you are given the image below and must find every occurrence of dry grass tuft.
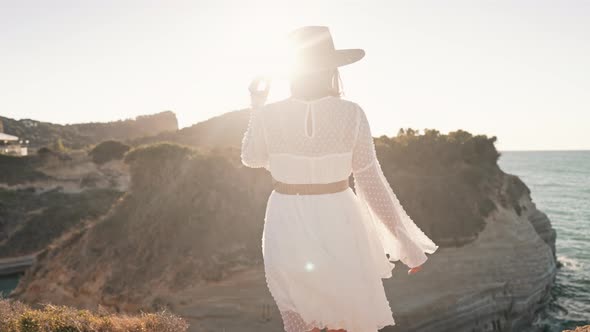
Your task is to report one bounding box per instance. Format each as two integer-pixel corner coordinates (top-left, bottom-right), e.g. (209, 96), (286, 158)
(0, 297), (188, 332)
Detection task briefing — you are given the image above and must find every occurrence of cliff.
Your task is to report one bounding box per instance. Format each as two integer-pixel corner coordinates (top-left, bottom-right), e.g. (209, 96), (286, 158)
(7, 122), (557, 332)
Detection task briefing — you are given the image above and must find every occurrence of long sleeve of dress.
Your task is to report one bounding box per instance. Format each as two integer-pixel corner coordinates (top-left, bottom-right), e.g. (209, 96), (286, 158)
(241, 108), (270, 169)
(351, 105), (439, 268)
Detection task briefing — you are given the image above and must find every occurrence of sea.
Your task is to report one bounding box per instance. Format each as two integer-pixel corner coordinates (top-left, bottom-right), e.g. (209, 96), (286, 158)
(0, 151), (588, 331)
(498, 150), (590, 331)
(0, 273), (20, 298)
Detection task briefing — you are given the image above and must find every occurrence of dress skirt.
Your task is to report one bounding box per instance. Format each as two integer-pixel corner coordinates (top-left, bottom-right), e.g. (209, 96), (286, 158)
(262, 187), (397, 332)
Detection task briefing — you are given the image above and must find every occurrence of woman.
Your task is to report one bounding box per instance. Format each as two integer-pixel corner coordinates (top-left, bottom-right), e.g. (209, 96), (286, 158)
(241, 26), (438, 332)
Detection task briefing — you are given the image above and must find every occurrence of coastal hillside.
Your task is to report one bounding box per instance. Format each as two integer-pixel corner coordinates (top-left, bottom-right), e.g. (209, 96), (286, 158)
(7, 109), (557, 331)
(0, 111), (178, 150)
(0, 113), (171, 260)
(0, 146), (129, 262)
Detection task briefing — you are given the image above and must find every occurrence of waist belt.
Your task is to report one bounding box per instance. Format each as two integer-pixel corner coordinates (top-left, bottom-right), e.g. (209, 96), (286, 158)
(272, 178), (350, 195)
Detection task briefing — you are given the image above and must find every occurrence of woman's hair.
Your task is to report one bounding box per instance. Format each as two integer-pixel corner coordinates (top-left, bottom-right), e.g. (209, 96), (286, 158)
(290, 68), (343, 100)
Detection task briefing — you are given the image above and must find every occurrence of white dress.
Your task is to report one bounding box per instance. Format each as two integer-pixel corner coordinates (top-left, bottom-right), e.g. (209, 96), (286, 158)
(240, 95), (438, 332)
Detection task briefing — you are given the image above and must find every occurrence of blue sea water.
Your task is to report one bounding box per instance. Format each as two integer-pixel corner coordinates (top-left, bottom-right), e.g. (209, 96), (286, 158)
(498, 150), (590, 331)
(0, 273), (21, 298)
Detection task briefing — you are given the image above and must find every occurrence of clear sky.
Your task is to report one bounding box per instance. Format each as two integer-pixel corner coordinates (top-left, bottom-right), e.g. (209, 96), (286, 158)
(1, 0), (589, 150)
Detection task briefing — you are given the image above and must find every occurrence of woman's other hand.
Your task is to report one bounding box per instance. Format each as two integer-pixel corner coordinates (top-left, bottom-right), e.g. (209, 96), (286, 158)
(408, 265), (422, 275)
(249, 76), (270, 109)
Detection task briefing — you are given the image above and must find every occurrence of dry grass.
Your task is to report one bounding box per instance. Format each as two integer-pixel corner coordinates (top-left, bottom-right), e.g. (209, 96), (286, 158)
(0, 298), (188, 332)
(564, 326), (590, 332)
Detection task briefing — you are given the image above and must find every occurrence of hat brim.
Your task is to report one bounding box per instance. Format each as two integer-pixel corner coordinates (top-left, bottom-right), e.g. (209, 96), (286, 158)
(292, 48), (365, 74)
(333, 48), (365, 67)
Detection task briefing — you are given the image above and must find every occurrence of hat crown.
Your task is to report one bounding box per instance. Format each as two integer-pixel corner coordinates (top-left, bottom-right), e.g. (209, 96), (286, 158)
(288, 26), (336, 55)
(285, 26), (365, 73)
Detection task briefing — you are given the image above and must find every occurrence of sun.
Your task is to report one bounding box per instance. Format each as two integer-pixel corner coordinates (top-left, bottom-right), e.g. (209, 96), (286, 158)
(247, 34), (296, 80)
(227, 22), (298, 102)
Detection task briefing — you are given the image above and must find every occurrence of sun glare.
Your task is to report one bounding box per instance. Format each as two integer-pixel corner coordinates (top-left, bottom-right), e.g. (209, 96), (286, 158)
(236, 25), (296, 103)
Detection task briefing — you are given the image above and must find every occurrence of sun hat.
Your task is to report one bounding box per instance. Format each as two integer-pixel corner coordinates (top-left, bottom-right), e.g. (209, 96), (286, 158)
(287, 26), (365, 74)
(249, 26), (364, 106)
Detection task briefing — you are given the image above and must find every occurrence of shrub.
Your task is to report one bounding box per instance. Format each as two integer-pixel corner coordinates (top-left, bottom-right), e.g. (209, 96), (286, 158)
(89, 140), (131, 165)
(51, 138), (67, 153)
(123, 141), (193, 166)
(37, 147), (53, 155)
(123, 142), (195, 192)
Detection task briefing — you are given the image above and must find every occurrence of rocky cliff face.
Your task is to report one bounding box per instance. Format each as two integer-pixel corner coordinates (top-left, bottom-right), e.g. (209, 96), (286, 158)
(382, 175), (556, 332)
(0, 150), (128, 259)
(8, 136), (557, 332)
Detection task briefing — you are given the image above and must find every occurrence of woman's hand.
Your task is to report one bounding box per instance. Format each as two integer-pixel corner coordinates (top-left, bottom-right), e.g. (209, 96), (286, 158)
(249, 76), (270, 109)
(408, 265), (422, 275)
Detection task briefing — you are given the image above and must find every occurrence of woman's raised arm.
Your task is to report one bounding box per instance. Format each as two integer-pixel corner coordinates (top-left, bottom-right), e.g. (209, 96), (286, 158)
(241, 78), (271, 169)
(240, 108), (269, 169)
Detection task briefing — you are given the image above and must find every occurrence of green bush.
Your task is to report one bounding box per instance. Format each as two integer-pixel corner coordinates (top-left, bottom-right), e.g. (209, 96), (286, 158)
(89, 140), (131, 165)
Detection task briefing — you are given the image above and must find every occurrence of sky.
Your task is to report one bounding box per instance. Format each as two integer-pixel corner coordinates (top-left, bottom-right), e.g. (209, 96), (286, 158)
(1, 0), (589, 151)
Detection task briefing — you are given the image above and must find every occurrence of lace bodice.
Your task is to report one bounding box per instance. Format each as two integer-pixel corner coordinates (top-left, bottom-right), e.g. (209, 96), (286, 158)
(241, 96), (438, 268)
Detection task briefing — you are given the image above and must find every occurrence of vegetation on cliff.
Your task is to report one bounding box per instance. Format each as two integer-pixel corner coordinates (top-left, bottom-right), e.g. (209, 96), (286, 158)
(0, 111), (178, 150)
(371, 128), (505, 245)
(0, 298), (188, 332)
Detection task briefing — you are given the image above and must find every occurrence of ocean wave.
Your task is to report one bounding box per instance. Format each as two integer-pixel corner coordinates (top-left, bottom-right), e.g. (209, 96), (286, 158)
(557, 255), (584, 271)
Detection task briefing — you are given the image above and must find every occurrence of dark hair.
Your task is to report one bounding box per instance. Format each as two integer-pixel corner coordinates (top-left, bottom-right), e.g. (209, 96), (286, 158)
(290, 68), (343, 100)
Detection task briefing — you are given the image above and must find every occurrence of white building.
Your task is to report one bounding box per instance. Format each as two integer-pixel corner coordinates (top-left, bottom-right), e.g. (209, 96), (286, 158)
(0, 132), (28, 156)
